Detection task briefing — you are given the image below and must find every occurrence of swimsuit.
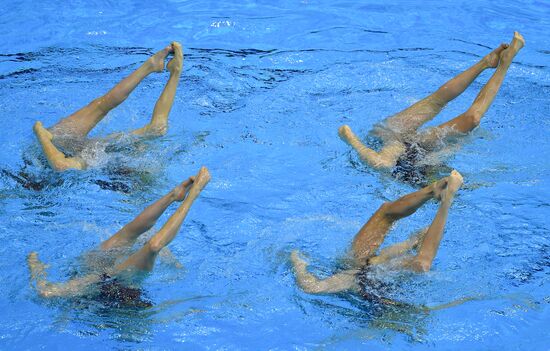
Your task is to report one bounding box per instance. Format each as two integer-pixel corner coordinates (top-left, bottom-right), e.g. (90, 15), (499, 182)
(97, 273), (152, 308)
(356, 264), (411, 309)
(391, 141), (431, 186)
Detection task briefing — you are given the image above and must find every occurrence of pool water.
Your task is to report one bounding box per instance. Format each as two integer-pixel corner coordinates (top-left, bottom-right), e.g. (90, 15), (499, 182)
(1, 0), (549, 349)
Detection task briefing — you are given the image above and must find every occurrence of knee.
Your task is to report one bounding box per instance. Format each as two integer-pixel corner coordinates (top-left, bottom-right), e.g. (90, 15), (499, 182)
(146, 239), (163, 254)
(465, 110), (482, 128)
(51, 158), (69, 172)
(379, 201), (398, 218)
(145, 123), (167, 137)
(379, 201), (393, 213)
(411, 258), (432, 272)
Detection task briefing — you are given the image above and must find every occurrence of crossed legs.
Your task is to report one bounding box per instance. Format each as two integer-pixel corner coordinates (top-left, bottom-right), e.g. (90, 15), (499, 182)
(339, 33), (523, 169)
(290, 171), (462, 294)
(27, 167), (210, 298)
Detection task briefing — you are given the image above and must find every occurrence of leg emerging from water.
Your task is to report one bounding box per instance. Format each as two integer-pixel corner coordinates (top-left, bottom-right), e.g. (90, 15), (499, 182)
(402, 171), (463, 272)
(45, 44), (174, 138)
(100, 177), (195, 250)
(351, 176), (448, 263)
(114, 167), (210, 273)
(25, 176), (199, 298)
(383, 43), (509, 134)
(420, 32), (524, 147)
(338, 42), (509, 168)
(289, 176), (448, 294)
(132, 42), (183, 137)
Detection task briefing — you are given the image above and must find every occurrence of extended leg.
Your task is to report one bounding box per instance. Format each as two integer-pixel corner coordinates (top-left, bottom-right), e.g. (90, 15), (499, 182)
(132, 42), (183, 137)
(47, 44), (174, 137)
(351, 176), (448, 263)
(100, 176), (194, 250)
(114, 167), (210, 273)
(382, 43), (509, 134)
(420, 32), (525, 147)
(403, 171), (463, 272)
(289, 251), (359, 294)
(337, 44), (508, 169)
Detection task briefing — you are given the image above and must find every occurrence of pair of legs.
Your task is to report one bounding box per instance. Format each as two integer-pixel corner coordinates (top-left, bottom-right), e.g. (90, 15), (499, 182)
(33, 42), (185, 171)
(27, 166), (211, 298)
(339, 32), (525, 169)
(290, 170), (463, 294)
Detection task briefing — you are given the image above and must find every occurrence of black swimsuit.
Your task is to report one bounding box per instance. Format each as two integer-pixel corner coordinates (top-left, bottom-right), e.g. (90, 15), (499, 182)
(391, 141), (431, 186)
(356, 265), (411, 308)
(97, 274), (152, 308)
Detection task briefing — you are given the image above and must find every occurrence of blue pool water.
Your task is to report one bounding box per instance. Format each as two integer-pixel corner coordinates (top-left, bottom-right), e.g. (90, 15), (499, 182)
(1, 0), (549, 349)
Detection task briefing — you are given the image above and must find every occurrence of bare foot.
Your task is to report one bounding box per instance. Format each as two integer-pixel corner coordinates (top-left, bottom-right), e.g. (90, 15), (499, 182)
(483, 43), (509, 68)
(442, 170), (463, 203)
(148, 44), (174, 73)
(192, 166), (211, 192)
(290, 250), (308, 270)
(338, 125), (355, 143)
(33, 121), (53, 141)
(432, 177), (449, 201)
(167, 42), (183, 75)
(172, 176), (195, 201)
(27, 252), (48, 280)
(500, 31), (525, 64)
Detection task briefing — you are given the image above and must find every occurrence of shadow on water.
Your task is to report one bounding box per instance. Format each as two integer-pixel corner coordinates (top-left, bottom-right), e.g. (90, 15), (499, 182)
(293, 275), (540, 346)
(43, 294), (213, 343)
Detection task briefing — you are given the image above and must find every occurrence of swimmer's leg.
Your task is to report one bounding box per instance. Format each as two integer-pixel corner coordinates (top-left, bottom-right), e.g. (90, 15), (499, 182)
(33, 121), (86, 171)
(132, 42), (183, 137)
(402, 170), (463, 272)
(114, 167), (210, 272)
(381, 43), (509, 134)
(27, 252), (101, 298)
(338, 124), (405, 169)
(289, 251), (359, 294)
(351, 176), (448, 264)
(420, 32), (524, 147)
(338, 40), (505, 170)
(368, 227), (428, 265)
(46, 44), (174, 137)
(100, 177), (194, 250)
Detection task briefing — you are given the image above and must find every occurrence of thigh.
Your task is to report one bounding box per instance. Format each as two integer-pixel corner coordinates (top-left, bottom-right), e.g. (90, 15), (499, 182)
(417, 111), (477, 148)
(49, 100), (108, 137)
(351, 209), (394, 264)
(382, 96), (445, 135)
